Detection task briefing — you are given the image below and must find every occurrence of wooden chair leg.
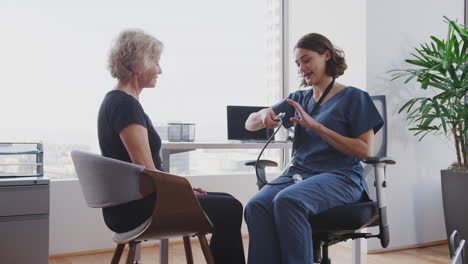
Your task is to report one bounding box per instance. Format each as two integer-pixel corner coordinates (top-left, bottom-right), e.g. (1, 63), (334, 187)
(126, 241), (138, 264)
(160, 239), (169, 264)
(183, 236), (194, 264)
(111, 243), (125, 264)
(198, 234), (214, 264)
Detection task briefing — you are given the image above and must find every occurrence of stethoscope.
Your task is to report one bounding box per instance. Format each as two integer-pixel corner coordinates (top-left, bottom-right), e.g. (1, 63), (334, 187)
(254, 77), (336, 186)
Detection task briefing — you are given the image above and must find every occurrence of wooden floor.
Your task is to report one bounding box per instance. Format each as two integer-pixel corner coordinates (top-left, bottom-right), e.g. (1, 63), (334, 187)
(49, 237), (451, 264)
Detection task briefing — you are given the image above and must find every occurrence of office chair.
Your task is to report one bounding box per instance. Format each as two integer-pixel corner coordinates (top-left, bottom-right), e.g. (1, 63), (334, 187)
(71, 150), (214, 264)
(245, 95), (395, 264)
(450, 230), (466, 264)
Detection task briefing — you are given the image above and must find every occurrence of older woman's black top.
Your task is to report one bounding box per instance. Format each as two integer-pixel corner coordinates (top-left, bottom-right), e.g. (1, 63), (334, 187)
(97, 90), (162, 233)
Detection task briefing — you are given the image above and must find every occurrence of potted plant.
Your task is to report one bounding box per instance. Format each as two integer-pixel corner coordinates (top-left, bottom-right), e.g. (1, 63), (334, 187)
(389, 16), (467, 255)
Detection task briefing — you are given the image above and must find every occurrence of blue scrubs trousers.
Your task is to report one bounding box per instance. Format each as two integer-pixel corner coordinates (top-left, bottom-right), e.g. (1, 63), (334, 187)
(244, 170), (366, 264)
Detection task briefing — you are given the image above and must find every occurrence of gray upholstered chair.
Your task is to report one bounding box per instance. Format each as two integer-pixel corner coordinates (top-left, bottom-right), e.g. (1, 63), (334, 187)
(450, 230), (466, 264)
(246, 95), (396, 264)
(71, 150), (214, 264)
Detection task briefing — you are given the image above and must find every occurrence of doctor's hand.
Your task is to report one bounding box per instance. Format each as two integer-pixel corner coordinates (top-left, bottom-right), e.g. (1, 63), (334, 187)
(260, 108), (281, 129)
(287, 99), (321, 131)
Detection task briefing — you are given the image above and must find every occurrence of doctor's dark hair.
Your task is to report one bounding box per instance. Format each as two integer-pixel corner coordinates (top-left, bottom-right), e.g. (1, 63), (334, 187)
(295, 33), (347, 87)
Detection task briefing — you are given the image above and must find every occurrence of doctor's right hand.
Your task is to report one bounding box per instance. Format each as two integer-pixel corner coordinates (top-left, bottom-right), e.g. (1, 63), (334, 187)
(260, 108), (281, 129)
(287, 99), (321, 131)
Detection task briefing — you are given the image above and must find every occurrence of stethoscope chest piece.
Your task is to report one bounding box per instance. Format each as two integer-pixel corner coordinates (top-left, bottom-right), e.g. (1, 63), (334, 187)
(292, 174), (303, 183)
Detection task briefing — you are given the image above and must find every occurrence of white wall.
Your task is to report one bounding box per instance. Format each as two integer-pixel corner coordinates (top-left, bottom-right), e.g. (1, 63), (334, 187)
(366, 0), (464, 251)
(287, 0), (367, 92)
(49, 172), (273, 255)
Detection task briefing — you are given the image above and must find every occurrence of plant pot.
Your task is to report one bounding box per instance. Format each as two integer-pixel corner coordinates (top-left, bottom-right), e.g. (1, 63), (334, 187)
(441, 169), (468, 261)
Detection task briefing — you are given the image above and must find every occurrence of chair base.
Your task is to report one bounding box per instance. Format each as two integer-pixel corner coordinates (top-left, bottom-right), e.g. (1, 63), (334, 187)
(313, 232), (380, 264)
(313, 241), (331, 264)
(111, 234), (214, 264)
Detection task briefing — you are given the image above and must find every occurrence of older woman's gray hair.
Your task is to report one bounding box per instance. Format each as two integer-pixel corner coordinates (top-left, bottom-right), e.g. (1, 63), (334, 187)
(108, 29), (163, 80)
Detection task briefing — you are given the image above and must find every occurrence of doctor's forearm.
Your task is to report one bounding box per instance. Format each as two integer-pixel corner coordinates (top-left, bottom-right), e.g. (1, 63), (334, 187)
(315, 125), (371, 159)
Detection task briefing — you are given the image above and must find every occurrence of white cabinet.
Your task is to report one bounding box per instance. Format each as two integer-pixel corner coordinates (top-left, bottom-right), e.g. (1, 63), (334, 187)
(0, 178), (50, 264)
(0, 143), (49, 263)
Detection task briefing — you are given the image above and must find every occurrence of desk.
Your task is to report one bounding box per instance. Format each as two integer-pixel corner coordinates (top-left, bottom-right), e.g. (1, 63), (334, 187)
(161, 141), (292, 173)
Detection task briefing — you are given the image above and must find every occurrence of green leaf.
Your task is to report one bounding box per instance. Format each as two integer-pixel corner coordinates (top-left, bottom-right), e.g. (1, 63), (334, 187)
(449, 66), (460, 84)
(421, 81), (429, 89)
(417, 130), (433, 141)
(431, 42), (438, 54)
(390, 72), (410, 81)
(405, 59), (431, 68)
(461, 41), (468, 60)
(410, 52), (430, 64)
(416, 48), (435, 62)
(422, 116), (436, 127)
(399, 98), (423, 114)
(446, 20), (454, 55)
(446, 32), (453, 60)
(424, 43), (438, 57)
(453, 34), (461, 62)
(404, 74), (417, 84)
(460, 66), (468, 83)
(407, 107), (422, 121)
(446, 17), (467, 41)
(441, 118), (448, 134)
(427, 81), (453, 93)
(424, 54), (444, 64)
(421, 104), (433, 115)
(431, 35), (446, 50)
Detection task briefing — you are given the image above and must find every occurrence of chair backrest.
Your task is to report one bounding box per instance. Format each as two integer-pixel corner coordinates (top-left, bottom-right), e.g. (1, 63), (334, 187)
(364, 96), (388, 199)
(71, 150), (145, 208)
(370, 95), (388, 158)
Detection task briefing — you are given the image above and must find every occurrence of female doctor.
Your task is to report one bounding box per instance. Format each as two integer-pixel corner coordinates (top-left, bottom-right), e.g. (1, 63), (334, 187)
(244, 33), (383, 264)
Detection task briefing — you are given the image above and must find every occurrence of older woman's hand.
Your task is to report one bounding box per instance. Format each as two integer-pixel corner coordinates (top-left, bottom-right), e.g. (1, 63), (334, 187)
(287, 99), (321, 131)
(193, 187), (207, 195)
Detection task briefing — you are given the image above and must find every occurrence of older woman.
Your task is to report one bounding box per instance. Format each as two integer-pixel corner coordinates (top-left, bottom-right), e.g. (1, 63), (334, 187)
(98, 29), (245, 264)
(244, 33), (384, 263)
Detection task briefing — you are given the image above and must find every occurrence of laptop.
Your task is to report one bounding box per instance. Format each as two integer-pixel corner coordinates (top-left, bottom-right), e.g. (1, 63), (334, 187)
(226, 105), (275, 142)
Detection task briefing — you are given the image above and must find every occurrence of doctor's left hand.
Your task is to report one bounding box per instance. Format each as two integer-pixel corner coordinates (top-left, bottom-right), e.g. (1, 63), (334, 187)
(287, 99), (321, 131)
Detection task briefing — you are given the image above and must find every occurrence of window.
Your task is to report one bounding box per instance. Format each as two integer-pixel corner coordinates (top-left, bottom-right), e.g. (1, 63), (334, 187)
(1, 0), (283, 178)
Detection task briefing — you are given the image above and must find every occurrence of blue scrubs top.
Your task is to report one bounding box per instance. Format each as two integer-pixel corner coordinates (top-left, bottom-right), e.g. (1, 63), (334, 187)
(272, 86), (383, 199)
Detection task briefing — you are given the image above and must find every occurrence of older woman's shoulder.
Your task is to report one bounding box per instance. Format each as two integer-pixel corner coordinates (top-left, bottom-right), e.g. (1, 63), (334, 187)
(103, 90), (142, 110)
(105, 90), (136, 102)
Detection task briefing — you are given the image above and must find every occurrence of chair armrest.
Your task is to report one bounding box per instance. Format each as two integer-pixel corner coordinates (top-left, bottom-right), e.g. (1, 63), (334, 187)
(140, 169), (213, 238)
(362, 157), (394, 248)
(362, 157), (396, 165)
(245, 160), (278, 167)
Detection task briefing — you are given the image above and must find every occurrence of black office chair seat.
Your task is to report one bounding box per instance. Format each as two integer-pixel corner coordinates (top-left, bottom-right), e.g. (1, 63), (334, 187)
(310, 201), (381, 264)
(310, 201), (379, 233)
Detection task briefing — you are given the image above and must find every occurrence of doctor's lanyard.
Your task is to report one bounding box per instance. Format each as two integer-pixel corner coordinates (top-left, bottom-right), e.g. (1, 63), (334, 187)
(255, 77), (335, 186)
